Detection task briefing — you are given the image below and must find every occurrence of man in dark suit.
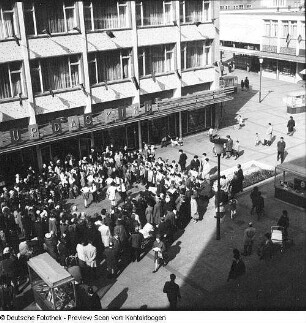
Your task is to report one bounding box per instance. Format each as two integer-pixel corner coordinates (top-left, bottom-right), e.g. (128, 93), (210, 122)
(178, 150), (187, 171)
(163, 274), (181, 309)
(189, 155), (200, 172)
(129, 227), (143, 262)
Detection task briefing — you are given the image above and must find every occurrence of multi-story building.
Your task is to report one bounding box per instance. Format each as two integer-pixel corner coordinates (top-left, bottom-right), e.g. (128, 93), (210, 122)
(0, 1), (232, 182)
(220, 0), (305, 11)
(219, 2), (305, 83)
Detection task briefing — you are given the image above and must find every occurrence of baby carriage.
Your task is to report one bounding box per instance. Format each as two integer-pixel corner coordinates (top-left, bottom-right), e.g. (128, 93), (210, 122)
(271, 226), (284, 253)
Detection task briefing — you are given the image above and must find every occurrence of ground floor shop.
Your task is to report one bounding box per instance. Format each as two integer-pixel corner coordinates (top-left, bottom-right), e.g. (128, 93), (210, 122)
(221, 49), (306, 84)
(0, 105), (218, 186)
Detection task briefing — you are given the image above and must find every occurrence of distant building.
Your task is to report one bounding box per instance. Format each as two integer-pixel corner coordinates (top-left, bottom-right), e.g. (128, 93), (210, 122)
(220, 2), (305, 83)
(220, 0), (305, 10)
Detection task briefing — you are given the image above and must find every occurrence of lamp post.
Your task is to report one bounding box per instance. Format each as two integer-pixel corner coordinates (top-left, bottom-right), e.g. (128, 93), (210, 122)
(259, 58), (263, 103)
(210, 137), (228, 240)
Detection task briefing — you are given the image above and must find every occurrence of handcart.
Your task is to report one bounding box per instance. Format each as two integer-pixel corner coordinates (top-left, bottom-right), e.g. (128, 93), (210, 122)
(271, 226), (284, 253)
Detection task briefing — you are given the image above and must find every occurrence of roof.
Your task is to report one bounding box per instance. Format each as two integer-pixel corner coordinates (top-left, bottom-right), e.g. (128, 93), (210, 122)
(28, 253), (74, 287)
(276, 156), (306, 178)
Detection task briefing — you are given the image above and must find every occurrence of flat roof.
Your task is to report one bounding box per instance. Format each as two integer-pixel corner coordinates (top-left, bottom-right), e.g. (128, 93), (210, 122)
(276, 156), (306, 178)
(28, 253), (74, 287)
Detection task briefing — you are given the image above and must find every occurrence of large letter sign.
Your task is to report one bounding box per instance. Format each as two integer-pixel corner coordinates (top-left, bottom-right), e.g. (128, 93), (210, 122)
(28, 124), (39, 140)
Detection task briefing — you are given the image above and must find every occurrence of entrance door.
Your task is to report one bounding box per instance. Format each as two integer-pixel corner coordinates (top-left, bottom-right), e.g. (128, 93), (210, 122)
(126, 123), (138, 149)
(41, 145), (52, 165)
(79, 138), (91, 159)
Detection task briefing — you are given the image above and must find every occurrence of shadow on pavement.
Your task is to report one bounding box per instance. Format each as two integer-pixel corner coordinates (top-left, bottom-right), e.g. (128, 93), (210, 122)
(107, 287), (129, 309)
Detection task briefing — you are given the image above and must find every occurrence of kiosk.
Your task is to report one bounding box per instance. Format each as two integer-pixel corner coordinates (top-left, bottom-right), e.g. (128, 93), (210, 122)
(274, 157), (306, 209)
(28, 253), (76, 310)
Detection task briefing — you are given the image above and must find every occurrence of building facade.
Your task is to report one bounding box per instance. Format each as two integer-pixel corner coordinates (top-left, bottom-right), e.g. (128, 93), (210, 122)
(0, 1), (233, 182)
(220, 4), (305, 83)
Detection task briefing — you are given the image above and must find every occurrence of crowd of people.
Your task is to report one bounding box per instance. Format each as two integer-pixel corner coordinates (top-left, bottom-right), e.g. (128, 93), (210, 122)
(1, 139), (246, 309)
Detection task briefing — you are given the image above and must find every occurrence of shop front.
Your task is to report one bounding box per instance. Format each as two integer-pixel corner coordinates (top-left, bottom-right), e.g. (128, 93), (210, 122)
(274, 157), (306, 209)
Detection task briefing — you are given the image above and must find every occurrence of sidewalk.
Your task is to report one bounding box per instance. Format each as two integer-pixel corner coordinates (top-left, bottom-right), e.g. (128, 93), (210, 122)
(21, 72), (306, 310)
(98, 73), (306, 310)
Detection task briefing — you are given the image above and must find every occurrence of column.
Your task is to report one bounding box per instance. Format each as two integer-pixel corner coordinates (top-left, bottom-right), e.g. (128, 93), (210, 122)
(178, 111), (182, 138)
(16, 2), (36, 125)
(138, 121), (142, 150)
(78, 1), (92, 114)
(90, 132), (95, 147)
(36, 145), (43, 170)
(173, 1), (182, 99)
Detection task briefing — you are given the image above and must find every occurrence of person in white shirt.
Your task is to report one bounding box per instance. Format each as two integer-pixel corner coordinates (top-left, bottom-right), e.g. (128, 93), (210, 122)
(107, 182), (117, 207)
(81, 185), (90, 208)
(76, 241), (87, 277)
(83, 240), (97, 281)
(98, 220), (111, 248)
(201, 158), (211, 180)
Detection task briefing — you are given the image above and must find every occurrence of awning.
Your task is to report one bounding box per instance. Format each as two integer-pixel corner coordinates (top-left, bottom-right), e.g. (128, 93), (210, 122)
(220, 46), (305, 63)
(275, 156), (306, 178)
(0, 88), (234, 155)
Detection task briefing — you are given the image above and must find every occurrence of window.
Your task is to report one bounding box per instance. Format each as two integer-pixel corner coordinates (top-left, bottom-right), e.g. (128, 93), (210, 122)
(138, 44), (175, 76)
(136, 1), (173, 26)
(246, 4), (252, 9)
(24, 1), (78, 36)
(282, 20), (297, 39)
(181, 41), (210, 70)
(84, 1), (129, 31)
(262, 58), (277, 73)
(0, 62), (23, 99)
(180, 1), (210, 23)
(0, 3), (17, 40)
(88, 49), (131, 85)
(282, 21), (289, 37)
(30, 55), (81, 94)
(264, 20), (278, 37)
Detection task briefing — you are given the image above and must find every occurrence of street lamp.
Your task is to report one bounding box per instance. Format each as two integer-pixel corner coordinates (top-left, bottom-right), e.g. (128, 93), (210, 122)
(210, 136), (228, 240)
(259, 58), (263, 103)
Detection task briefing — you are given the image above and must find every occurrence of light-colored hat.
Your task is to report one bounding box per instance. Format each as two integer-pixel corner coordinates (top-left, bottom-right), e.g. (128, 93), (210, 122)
(3, 247), (10, 254)
(45, 233), (52, 239)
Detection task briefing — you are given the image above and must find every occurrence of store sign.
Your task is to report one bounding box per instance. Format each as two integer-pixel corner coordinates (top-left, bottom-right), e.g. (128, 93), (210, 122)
(68, 116), (80, 132)
(10, 129), (21, 144)
(132, 103), (140, 117)
(52, 119), (62, 134)
(144, 100), (152, 114)
(118, 107), (126, 120)
(28, 124), (39, 140)
(84, 113), (93, 127)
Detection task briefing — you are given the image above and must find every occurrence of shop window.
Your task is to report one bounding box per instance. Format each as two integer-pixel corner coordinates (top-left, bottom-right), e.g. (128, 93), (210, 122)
(0, 61), (23, 99)
(136, 1), (173, 26)
(138, 44), (175, 77)
(262, 58), (277, 73)
(30, 55), (81, 94)
(24, 1), (79, 36)
(84, 1), (129, 31)
(279, 60), (296, 76)
(0, 2), (18, 40)
(88, 49), (131, 85)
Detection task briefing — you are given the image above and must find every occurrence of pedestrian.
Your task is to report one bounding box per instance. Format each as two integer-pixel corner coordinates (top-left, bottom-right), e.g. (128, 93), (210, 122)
(256, 192), (265, 220)
(255, 133), (261, 146)
(129, 227), (143, 262)
(236, 164), (244, 192)
(277, 137), (286, 163)
(263, 123), (273, 146)
(244, 77), (249, 90)
(257, 232), (273, 261)
(84, 287), (102, 310)
(163, 273), (181, 310)
(243, 222), (256, 256)
(250, 186), (260, 215)
(81, 185), (90, 208)
(224, 135), (233, 159)
(233, 140), (240, 160)
(104, 241), (118, 279)
(106, 182), (117, 208)
(246, 62), (250, 72)
(236, 114), (243, 128)
(227, 249), (246, 282)
(178, 149), (187, 172)
(190, 195), (199, 223)
(228, 198), (238, 220)
(152, 235), (166, 273)
(241, 79), (245, 91)
(287, 116), (295, 136)
(83, 239), (97, 282)
(277, 210), (289, 239)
